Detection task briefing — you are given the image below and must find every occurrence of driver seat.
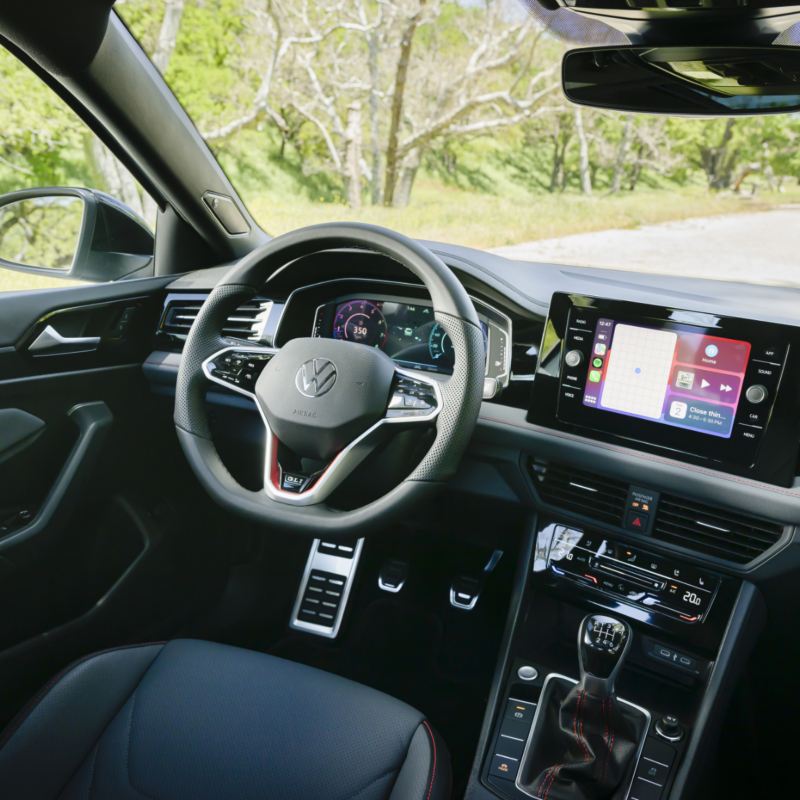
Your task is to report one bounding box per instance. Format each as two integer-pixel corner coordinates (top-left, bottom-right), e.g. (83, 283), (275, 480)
(0, 639), (451, 800)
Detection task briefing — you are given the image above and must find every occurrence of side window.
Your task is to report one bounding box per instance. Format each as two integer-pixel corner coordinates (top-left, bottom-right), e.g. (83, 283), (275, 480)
(0, 48), (155, 293)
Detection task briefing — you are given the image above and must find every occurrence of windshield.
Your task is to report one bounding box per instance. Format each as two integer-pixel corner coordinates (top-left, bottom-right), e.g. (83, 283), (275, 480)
(13, 1), (800, 287)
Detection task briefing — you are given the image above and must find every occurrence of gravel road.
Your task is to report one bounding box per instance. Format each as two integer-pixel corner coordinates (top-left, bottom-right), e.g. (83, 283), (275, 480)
(491, 206), (800, 286)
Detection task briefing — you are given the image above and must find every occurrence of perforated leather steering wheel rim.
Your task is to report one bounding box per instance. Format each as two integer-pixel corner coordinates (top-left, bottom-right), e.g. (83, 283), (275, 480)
(174, 222), (485, 537)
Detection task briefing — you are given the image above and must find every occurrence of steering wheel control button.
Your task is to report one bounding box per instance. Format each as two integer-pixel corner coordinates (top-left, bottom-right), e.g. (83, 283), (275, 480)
(517, 665), (539, 682)
(207, 349), (273, 389)
(386, 375), (438, 418)
(564, 349), (584, 368)
(745, 384), (768, 404)
(655, 714), (684, 742)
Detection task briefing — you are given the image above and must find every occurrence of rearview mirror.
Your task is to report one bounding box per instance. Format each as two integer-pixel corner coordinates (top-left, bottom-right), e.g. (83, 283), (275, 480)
(563, 45), (800, 116)
(0, 187), (154, 283)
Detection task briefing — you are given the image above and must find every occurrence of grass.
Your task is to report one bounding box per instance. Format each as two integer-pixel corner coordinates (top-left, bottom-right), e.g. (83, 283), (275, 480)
(246, 181), (800, 249)
(1, 182), (798, 293)
(0, 268), (85, 294)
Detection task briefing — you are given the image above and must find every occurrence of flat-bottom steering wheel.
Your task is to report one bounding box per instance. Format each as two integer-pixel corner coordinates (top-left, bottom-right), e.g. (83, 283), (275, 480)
(174, 223), (485, 537)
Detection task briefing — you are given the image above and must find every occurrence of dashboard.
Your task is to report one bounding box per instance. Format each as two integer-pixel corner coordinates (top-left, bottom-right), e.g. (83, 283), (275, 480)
(152, 241), (800, 546)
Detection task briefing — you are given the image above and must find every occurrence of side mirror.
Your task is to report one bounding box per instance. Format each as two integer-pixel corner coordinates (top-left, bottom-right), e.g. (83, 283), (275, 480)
(563, 45), (800, 116)
(0, 187), (154, 283)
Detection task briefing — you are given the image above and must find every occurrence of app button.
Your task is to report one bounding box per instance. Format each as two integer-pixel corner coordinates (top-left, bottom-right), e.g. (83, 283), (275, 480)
(705, 344), (719, 358)
(592, 357), (603, 368)
(594, 343), (607, 356)
(675, 370), (694, 390)
(669, 401), (688, 419)
(589, 370), (602, 383)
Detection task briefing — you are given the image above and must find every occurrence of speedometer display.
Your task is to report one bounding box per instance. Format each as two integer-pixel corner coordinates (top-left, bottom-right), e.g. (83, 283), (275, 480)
(332, 300), (388, 348)
(322, 297), (492, 375)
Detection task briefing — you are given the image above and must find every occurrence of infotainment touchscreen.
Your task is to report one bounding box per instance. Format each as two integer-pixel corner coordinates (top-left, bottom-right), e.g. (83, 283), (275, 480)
(582, 319), (751, 439)
(530, 293), (798, 484)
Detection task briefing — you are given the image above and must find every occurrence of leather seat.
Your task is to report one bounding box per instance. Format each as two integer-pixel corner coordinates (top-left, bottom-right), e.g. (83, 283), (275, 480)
(0, 639), (451, 800)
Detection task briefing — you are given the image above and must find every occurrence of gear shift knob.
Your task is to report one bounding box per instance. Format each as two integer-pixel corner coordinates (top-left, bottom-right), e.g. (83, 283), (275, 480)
(578, 614), (632, 696)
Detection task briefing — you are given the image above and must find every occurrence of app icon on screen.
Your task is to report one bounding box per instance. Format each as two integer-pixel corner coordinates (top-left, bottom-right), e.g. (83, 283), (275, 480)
(705, 344), (719, 358)
(676, 370), (695, 390)
(589, 370), (602, 383)
(669, 401), (688, 419)
(594, 343), (607, 356)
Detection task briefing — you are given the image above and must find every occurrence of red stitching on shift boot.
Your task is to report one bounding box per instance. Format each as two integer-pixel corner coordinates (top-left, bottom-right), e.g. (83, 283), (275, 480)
(542, 764), (561, 800)
(577, 690), (591, 762)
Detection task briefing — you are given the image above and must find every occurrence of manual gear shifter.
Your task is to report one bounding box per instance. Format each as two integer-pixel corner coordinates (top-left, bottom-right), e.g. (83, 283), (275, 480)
(516, 614), (647, 800)
(578, 614), (631, 696)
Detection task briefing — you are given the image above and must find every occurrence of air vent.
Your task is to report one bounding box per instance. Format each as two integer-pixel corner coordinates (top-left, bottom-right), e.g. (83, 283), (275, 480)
(159, 295), (271, 342)
(531, 460), (629, 526)
(653, 495), (784, 564)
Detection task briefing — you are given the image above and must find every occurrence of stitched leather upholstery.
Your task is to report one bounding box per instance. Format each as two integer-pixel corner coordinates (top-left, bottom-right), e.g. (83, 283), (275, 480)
(0, 640), (451, 800)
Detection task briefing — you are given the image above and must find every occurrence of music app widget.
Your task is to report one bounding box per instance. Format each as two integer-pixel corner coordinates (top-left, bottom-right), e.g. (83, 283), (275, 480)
(583, 319), (751, 439)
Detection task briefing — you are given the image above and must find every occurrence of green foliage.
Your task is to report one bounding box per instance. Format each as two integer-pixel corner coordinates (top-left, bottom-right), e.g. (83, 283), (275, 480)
(1, 0), (800, 223)
(0, 50), (93, 193)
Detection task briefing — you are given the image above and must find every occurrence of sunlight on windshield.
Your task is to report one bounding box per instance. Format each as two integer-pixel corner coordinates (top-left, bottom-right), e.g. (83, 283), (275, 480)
(2, 0), (799, 291)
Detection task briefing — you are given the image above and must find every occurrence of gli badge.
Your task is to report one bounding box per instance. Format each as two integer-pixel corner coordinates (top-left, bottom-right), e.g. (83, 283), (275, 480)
(295, 358), (337, 398)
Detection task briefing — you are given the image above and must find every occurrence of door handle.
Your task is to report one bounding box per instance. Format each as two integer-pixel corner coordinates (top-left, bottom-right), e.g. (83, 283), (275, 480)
(28, 325), (101, 355)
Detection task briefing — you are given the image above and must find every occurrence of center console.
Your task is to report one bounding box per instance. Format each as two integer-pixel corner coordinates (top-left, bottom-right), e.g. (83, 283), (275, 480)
(529, 293), (800, 486)
(473, 517), (749, 800)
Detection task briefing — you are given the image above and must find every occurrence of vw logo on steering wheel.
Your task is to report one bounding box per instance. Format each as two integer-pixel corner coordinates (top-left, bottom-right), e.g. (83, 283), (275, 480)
(295, 358), (337, 398)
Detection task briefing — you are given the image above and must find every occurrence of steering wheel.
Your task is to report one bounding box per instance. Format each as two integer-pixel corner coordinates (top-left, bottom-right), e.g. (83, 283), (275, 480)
(174, 223), (485, 537)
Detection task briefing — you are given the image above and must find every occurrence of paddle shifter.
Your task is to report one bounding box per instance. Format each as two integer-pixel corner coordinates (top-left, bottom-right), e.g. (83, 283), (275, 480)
(516, 615), (647, 800)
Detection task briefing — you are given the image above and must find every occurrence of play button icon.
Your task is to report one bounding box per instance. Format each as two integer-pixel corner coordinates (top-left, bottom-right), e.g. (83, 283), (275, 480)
(701, 379), (710, 389)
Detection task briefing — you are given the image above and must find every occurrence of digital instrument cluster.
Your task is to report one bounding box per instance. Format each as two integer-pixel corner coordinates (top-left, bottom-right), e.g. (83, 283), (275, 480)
(313, 294), (511, 393)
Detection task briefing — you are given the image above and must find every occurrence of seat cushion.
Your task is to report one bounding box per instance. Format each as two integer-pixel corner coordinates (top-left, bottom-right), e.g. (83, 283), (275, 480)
(0, 639), (451, 800)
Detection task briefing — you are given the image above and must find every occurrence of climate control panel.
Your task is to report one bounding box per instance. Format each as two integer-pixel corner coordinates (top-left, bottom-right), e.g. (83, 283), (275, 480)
(535, 523), (721, 624)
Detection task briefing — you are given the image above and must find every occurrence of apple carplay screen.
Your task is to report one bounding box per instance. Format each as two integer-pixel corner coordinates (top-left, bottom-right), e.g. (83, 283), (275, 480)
(583, 319), (751, 439)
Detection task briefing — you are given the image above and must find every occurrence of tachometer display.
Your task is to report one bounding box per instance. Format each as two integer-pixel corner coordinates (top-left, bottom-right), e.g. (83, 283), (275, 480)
(332, 300), (388, 348)
(428, 323), (455, 369)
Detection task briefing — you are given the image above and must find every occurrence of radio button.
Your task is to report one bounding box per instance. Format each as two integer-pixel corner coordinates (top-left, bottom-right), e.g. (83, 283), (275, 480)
(571, 313), (594, 330)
